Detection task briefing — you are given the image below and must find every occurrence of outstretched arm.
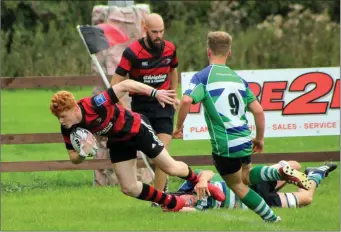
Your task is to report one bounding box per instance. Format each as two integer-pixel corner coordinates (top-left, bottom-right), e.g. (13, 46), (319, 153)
(174, 74), (206, 138)
(248, 100), (265, 141)
(194, 170), (215, 200)
(112, 79), (176, 107)
(110, 73), (127, 86)
(248, 100), (265, 153)
(174, 95), (193, 137)
(197, 170), (215, 182)
(110, 73), (129, 108)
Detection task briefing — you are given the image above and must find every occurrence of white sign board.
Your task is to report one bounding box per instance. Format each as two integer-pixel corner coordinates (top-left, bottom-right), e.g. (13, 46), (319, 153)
(181, 67), (340, 140)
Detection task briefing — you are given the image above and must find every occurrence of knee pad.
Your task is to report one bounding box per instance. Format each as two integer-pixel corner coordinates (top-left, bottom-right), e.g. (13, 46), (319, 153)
(285, 193), (299, 208)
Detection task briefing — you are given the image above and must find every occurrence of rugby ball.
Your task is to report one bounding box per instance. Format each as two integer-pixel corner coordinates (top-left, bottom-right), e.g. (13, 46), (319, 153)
(70, 127), (98, 157)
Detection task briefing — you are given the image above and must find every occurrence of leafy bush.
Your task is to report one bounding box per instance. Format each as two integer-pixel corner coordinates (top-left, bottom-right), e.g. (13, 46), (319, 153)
(167, 3), (340, 72)
(1, 22), (92, 77)
(1, 1), (339, 77)
(229, 4), (340, 69)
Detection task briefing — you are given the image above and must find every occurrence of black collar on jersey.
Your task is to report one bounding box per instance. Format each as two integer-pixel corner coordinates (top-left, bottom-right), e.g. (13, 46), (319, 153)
(78, 103), (87, 127)
(77, 102), (103, 130)
(139, 38), (165, 57)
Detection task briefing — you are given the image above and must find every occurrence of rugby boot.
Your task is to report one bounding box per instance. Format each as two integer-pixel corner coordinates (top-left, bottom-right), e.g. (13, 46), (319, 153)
(305, 163), (337, 177)
(279, 165), (311, 190)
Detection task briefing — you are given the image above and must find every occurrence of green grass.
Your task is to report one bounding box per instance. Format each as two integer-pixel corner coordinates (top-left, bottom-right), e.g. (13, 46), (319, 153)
(1, 87), (94, 134)
(1, 88), (340, 230)
(1, 162), (340, 231)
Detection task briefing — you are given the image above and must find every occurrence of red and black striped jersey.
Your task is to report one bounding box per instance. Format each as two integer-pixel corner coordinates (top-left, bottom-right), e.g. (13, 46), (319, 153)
(115, 38), (178, 103)
(61, 88), (141, 150)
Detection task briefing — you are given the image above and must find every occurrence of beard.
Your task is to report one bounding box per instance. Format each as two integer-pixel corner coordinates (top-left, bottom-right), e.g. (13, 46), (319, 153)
(146, 32), (162, 52)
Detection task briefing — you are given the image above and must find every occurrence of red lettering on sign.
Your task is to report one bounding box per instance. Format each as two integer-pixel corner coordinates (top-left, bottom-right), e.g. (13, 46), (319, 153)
(190, 126), (208, 133)
(304, 122), (336, 129)
(272, 123), (297, 130)
(282, 72), (333, 115)
(330, 79), (340, 109)
(189, 103), (201, 113)
(260, 81), (287, 111)
(249, 82), (261, 98)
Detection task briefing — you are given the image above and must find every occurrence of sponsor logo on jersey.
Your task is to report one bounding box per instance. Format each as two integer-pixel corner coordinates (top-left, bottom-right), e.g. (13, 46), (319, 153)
(94, 93), (107, 106)
(143, 74), (167, 84)
(161, 58), (172, 65)
(94, 122), (113, 135)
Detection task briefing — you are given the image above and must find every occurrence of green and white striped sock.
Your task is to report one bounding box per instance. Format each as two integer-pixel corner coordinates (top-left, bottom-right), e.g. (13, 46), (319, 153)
(249, 166), (282, 184)
(241, 188), (278, 222)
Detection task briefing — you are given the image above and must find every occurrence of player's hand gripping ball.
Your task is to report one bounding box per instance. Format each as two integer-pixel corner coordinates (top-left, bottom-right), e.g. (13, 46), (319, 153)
(70, 127), (98, 157)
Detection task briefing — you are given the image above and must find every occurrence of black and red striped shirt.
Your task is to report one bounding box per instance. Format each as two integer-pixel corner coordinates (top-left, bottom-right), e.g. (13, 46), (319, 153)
(61, 88), (141, 150)
(115, 38), (178, 104)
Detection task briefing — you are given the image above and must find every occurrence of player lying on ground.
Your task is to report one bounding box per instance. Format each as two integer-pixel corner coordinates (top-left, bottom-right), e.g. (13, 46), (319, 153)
(50, 79), (225, 212)
(166, 161), (337, 212)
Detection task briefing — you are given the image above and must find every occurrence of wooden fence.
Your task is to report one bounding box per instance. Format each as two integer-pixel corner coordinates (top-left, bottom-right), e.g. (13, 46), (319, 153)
(0, 75), (108, 89)
(1, 75), (339, 173)
(1, 151), (339, 173)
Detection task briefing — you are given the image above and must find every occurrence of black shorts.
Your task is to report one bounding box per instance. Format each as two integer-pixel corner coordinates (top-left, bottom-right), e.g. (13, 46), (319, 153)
(132, 101), (175, 135)
(107, 116), (164, 163)
(249, 182), (282, 207)
(212, 153), (252, 176)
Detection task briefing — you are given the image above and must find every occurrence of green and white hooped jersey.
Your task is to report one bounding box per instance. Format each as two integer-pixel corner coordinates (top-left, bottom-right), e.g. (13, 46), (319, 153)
(184, 64), (257, 158)
(195, 181), (248, 211)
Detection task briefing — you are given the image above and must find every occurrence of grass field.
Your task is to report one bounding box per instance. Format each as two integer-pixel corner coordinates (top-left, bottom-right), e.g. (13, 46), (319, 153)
(1, 88), (340, 231)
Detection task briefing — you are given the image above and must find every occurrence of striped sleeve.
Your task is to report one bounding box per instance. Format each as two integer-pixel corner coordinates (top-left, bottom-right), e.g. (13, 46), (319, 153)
(242, 78), (256, 104)
(184, 74), (205, 104)
(246, 88), (257, 104)
(115, 48), (134, 76)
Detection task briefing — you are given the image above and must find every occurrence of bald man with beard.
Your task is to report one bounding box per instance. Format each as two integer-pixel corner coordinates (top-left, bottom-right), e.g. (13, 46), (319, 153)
(111, 13), (179, 205)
